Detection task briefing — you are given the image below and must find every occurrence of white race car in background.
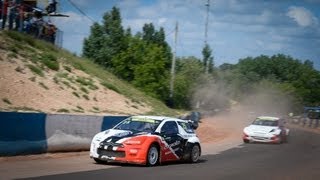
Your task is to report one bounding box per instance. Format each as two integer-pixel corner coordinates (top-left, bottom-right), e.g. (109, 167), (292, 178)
(243, 116), (289, 144)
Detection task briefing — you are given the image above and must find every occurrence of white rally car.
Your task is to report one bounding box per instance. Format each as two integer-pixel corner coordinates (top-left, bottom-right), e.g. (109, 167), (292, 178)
(90, 116), (201, 166)
(243, 116), (289, 144)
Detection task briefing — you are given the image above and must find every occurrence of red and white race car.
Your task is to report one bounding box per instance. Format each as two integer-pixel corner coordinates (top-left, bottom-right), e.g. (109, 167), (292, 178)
(90, 116), (201, 166)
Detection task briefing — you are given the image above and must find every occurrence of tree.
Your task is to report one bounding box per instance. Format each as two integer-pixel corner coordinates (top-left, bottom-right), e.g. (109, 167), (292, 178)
(173, 57), (204, 108)
(82, 23), (104, 64)
(142, 23), (172, 69)
(83, 7), (127, 68)
(202, 44), (214, 73)
(132, 44), (170, 100)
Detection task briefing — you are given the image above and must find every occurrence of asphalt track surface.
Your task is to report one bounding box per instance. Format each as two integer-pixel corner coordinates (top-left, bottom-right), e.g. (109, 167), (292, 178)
(21, 128), (320, 180)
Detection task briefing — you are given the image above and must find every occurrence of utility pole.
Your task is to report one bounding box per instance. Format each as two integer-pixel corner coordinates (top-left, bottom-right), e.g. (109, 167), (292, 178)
(204, 0), (210, 74)
(169, 21), (178, 106)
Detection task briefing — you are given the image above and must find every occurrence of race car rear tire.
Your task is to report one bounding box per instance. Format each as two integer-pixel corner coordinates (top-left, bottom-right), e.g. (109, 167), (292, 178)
(146, 144), (159, 166)
(189, 144), (200, 163)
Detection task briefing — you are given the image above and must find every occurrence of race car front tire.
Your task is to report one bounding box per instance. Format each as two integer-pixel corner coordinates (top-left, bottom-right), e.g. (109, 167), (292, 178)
(146, 144), (159, 166)
(94, 158), (107, 164)
(189, 144), (200, 163)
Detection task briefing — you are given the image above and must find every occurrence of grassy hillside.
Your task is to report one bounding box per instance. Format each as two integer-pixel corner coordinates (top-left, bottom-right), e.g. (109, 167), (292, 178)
(0, 31), (177, 116)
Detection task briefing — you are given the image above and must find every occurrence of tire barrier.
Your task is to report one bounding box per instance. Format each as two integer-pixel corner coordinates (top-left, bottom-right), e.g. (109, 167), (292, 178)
(0, 112), (128, 156)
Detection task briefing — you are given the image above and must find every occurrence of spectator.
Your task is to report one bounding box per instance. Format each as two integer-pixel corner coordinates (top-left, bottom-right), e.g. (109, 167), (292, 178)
(1, 0), (8, 29)
(0, 0), (3, 20)
(46, 0), (57, 14)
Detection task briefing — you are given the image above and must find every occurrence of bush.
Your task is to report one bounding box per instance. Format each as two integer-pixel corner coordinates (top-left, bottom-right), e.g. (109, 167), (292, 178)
(39, 82), (49, 90)
(57, 108), (70, 113)
(2, 98), (12, 105)
(72, 91), (80, 98)
(27, 64), (44, 77)
(40, 53), (59, 71)
(82, 94), (90, 100)
(80, 87), (89, 94)
(63, 65), (72, 72)
(101, 81), (120, 93)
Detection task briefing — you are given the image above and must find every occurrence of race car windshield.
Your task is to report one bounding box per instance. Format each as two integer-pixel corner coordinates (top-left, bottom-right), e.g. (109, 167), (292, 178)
(114, 118), (161, 133)
(252, 119), (278, 126)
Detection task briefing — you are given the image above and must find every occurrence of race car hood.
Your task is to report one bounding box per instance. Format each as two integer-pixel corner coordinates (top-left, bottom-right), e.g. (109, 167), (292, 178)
(244, 125), (279, 134)
(93, 129), (149, 144)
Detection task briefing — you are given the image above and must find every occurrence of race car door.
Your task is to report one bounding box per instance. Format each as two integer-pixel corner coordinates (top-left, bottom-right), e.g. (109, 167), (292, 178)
(160, 121), (184, 161)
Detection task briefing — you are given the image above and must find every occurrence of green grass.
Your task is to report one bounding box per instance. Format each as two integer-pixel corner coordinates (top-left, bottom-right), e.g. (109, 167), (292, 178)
(101, 81), (120, 94)
(2, 98), (12, 105)
(56, 72), (69, 79)
(61, 81), (76, 90)
(57, 108), (70, 113)
(82, 94), (90, 100)
(63, 65), (72, 72)
(39, 82), (49, 90)
(1, 31), (178, 116)
(53, 76), (59, 84)
(8, 46), (18, 54)
(76, 106), (83, 110)
(80, 87), (89, 94)
(72, 109), (84, 113)
(26, 64), (44, 77)
(40, 53), (59, 71)
(8, 52), (18, 59)
(72, 91), (80, 98)
(12, 106), (40, 112)
(28, 76), (36, 82)
(76, 76), (93, 86)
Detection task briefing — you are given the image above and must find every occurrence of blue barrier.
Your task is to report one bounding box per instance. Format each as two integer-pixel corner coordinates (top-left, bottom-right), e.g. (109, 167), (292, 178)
(0, 112), (129, 156)
(0, 112), (47, 141)
(0, 112), (47, 155)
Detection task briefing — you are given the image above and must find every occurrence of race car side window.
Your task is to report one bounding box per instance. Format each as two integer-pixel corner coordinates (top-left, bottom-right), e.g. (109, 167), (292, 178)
(161, 121), (178, 135)
(178, 122), (194, 133)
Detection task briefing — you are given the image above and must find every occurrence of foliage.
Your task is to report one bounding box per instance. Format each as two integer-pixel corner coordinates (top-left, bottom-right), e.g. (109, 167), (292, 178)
(202, 44), (214, 73)
(57, 108), (70, 113)
(2, 98), (12, 105)
(83, 7), (173, 104)
(40, 53), (59, 71)
(218, 54), (320, 109)
(39, 82), (49, 90)
(27, 64), (44, 77)
(100, 81), (120, 94)
(172, 56), (205, 108)
(83, 7), (126, 67)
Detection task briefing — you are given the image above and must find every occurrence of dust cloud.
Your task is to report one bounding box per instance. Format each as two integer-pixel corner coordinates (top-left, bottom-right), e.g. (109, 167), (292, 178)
(191, 80), (295, 126)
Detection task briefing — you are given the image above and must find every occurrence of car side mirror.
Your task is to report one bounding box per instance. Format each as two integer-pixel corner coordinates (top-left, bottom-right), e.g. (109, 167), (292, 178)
(189, 120), (199, 130)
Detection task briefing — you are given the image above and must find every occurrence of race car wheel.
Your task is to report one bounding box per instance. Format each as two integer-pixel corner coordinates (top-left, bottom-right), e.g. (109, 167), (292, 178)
(93, 158), (107, 164)
(147, 144), (159, 166)
(277, 136), (283, 144)
(243, 139), (249, 143)
(189, 144), (200, 163)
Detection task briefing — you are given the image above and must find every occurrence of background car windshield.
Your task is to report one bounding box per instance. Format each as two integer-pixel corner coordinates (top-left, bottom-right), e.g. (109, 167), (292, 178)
(252, 119), (278, 126)
(114, 118), (161, 133)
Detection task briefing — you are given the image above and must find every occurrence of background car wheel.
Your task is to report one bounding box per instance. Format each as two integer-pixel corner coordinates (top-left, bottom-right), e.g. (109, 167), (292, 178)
(278, 136), (283, 144)
(189, 144), (200, 163)
(147, 144), (159, 166)
(93, 158), (107, 164)
(243, 139), (249, 143)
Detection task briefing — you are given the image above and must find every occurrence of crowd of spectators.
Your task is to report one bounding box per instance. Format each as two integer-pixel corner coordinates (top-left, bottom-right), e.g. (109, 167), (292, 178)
(0, 0), (58, 44)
